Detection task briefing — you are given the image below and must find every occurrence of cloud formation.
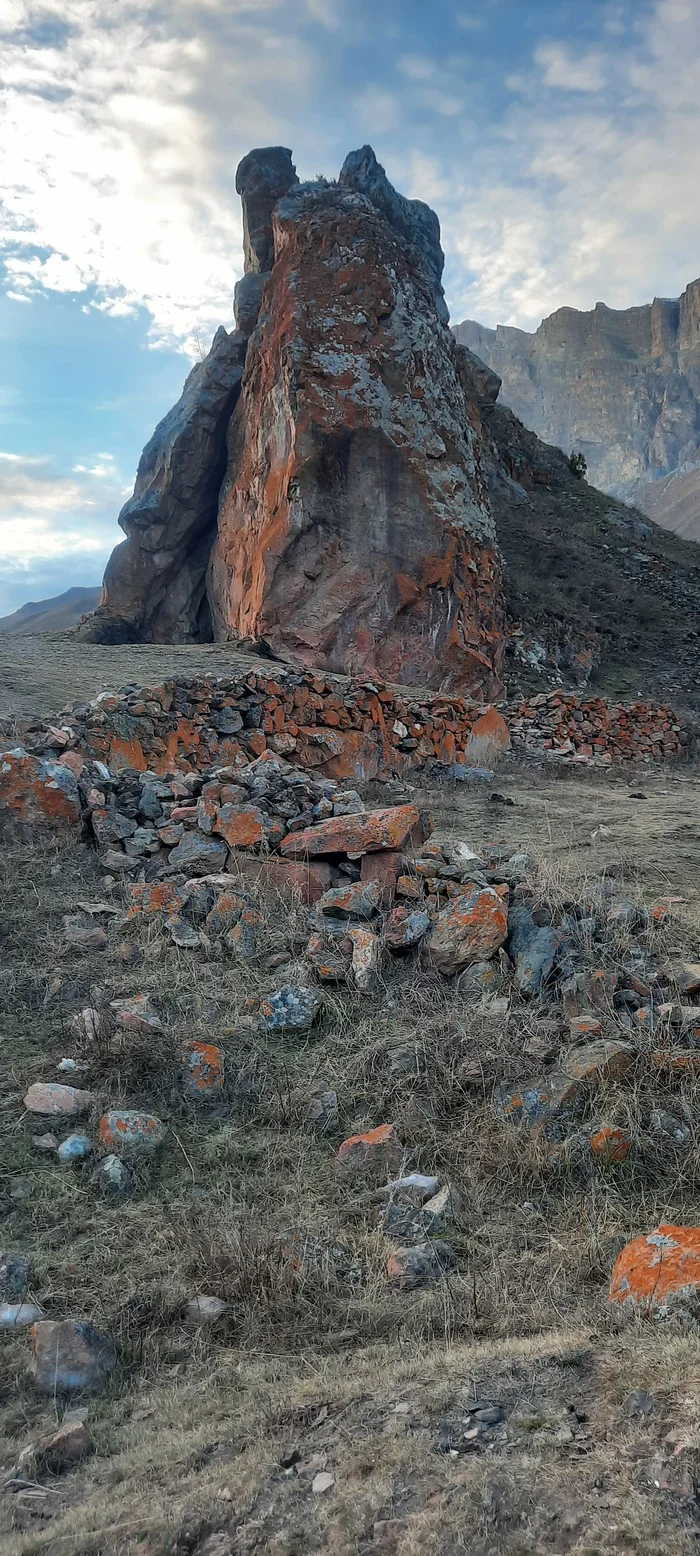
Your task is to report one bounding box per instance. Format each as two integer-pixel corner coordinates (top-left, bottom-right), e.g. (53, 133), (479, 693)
(1, 0), (699, 347)
(0, 448), (126, 612)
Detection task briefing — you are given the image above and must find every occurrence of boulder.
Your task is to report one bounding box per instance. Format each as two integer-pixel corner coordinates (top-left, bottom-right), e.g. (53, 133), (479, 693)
(258, 984), (323, 1035)
(317, 880), (381, 919)
(280, 805), (428, 860)
(386, 1242), (457, 1289)
(384, 905), (431, 951)
(183, 1041), (224, 1101)
(336, 1124), (402, 1182)
(29, 1319), (117, 1395)
(23, 1083), (94, 1117)
(609, 1225), (700, 1320)
(0, 750), (80, 834)
(427, 887), (508, 975)
(98, 1109), (167, 1157)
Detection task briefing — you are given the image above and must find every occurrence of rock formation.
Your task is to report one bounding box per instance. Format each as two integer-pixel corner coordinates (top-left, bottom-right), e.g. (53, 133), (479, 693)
(85, 145), (504, 698)
(455, 281), (700, 542)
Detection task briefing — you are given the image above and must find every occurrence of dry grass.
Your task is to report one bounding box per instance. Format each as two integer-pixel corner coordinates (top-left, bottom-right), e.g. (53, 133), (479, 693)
(2, 765), (700, 1553)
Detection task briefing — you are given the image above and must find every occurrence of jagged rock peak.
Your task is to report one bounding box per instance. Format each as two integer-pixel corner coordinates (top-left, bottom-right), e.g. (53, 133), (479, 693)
(83, 141), (505, 695)
(339, 145), (448, 323)
(235, 146), (298, 275)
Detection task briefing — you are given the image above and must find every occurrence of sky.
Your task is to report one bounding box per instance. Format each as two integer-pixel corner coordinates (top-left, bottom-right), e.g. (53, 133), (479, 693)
(1, 0), (699, 613)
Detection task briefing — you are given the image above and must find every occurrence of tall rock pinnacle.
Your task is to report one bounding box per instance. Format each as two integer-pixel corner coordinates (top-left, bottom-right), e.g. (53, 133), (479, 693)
(83, 145), (505, 696)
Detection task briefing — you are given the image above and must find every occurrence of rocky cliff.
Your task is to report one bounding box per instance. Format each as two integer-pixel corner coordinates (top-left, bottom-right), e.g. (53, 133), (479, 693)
(85, 146), (504, 698)
(457, 346), (700, 713)
(456, 282), (700, 541)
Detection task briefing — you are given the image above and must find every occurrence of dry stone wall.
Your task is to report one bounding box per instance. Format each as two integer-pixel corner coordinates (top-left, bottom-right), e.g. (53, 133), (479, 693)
(1, 670), (687, 843)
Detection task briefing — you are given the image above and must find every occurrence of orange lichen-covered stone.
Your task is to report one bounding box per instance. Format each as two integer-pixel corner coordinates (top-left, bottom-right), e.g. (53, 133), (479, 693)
(396, 874), (422, 901)
(214, 803), (267, 850)
(609, 1225), (700, 1316)
(563, 1040), (635, 1084)
(98, 1109), (167, 1156)
(280, 806), (429, 860)
(649, 1051), (700, 1077)
(0, 751), (80, 832)
(590, 1125), (632, 1164)
(569, 1016), (603, 1042)
(427, 886), (508, 975)
(336, 1123), (402, 1181)
(586, 969), (618, 1012)
(183, 1041), (224, 1101)
(125, 882), (188, 920)
(360, 849), (404, 907)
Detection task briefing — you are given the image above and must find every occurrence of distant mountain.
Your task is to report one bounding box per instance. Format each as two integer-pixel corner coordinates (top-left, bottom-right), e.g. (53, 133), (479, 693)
(0, 586), (102, 636)
(455, 278), (700, 543)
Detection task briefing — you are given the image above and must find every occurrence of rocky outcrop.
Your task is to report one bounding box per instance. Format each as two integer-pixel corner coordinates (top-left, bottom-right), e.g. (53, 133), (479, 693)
(87, 144), (504, 697)
(456, 281), (700, 541)
(209, 153), (503, 695)
(455, 344), (700, 713)
(81, 327), (247, 643)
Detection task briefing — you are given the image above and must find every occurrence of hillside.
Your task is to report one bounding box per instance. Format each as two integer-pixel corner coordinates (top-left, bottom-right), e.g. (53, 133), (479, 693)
(0, 587), (101, 637)
(456, 280), (700, 543)
(458, 347), (700, 715)
(3, 743), (700, 1555)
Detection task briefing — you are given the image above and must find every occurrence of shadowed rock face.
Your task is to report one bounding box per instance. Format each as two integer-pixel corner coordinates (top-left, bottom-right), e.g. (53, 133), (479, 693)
(80, 327), (247, 643)
(88, 144), (505, 694)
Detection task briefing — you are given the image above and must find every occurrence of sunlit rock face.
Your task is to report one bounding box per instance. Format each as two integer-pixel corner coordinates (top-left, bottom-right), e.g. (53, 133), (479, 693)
(89, 145), (505, 697)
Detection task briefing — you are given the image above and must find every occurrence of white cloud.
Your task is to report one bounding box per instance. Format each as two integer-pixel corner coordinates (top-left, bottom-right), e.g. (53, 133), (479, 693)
(0, 0), (319, 352)
(0, 450), (126, 577)
(435, 0), (700, 328)
(533, 42), (606, 93)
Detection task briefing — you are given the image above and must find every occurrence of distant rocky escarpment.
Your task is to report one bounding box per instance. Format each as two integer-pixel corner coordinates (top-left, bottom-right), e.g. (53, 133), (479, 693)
(83, 145), (504, 699)
(456, 281), (700, 541)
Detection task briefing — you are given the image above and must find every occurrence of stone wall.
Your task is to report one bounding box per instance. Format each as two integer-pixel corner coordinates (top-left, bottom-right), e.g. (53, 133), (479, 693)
(510, 691), (685, 765)
(13, 668), (511, 785)
(6, 670), (686, 806)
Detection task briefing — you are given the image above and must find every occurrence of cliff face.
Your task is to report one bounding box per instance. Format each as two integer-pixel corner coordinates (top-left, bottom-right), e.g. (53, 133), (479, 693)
(85, 145), (505, 698)
(455, 345), (700, 713)
(456, 282), (700, 540)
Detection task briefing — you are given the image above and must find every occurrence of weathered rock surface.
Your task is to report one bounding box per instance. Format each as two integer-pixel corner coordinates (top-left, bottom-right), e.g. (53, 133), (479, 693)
(210, 149), (503, 695)
(456, 280), (700, 542)
(90, 143), (504, 696)
(81, 327), (247, 643)
(609, 1224), (700, 1319)
(30, 1319), (117, 1395)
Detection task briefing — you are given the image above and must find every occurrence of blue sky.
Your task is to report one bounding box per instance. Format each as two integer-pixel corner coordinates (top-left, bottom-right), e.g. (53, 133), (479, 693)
(1, 0), (699, 612)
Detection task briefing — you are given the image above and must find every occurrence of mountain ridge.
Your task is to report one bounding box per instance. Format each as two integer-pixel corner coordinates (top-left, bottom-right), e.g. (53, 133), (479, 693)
(455, 279), (700, 541)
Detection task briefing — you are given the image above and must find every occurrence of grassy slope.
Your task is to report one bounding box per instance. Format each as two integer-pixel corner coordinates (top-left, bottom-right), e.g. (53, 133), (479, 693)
(2, 767), (700, 1553)
(482, 402), (700, 714)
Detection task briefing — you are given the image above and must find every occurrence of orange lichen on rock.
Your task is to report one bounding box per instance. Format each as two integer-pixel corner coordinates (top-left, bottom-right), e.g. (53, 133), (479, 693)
(336, 1123), (402, 1180)
(214, 803), (267, 849)
(280, 805), (427, 860)
(609, 1224), (700, 1314)
(0, 751), (80, 831)
(125, 882), (188, 920)
(98, 1109), (167, 1156)
(183, 1041), (224, 1100)
(427, 887), (508, 975)
(590, 1125), (632, 1164)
